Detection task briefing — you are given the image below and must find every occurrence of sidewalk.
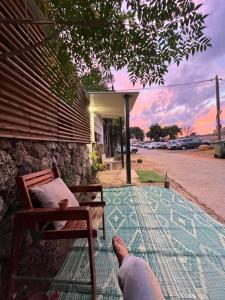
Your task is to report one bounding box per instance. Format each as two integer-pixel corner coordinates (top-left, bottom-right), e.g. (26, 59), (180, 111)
(97, 169), (140, 187)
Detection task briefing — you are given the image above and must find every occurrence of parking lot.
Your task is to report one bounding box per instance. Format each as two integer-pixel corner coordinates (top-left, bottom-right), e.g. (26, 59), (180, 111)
(134, 148), (225, 222)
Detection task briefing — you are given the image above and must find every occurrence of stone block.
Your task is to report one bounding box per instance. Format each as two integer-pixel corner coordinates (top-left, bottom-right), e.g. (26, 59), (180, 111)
(0, 150), (17, 189)
(0, 139), (12, 151)
(48, 142), (57, 150)
(41, 156), (51, 169)
(31, 143), (48, 159)
(68, 143), (77, 150)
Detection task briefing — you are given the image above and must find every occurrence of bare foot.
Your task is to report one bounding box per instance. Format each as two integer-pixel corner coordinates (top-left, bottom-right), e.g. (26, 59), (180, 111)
(112, 236), (129, 267)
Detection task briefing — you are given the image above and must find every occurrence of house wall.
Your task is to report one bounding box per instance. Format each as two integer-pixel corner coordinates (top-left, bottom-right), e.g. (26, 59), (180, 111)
(94, 115), (104, 144)
(0, 0), (91, 143)
(0, 0), (92, 219)
(0, 1), (92, 292)
(89, 112), (104, 159)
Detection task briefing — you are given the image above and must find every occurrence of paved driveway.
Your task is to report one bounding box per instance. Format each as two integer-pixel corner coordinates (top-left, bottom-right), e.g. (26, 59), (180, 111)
(135, 148), (225, 221)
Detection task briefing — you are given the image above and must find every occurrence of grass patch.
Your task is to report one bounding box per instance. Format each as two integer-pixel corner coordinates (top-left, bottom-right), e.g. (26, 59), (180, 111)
(137, 170), (165, 183)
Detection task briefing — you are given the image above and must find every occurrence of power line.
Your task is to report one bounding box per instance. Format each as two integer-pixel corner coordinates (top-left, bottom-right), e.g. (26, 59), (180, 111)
(112, 78), (214, 93)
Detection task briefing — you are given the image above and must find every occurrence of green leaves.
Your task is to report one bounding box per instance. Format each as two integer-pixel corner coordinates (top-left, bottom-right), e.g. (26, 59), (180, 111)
(146, 124), (182, 141)
(80, 68), (110, 91)
(38, 0), (210, 100)
(130, 127), (145, 141)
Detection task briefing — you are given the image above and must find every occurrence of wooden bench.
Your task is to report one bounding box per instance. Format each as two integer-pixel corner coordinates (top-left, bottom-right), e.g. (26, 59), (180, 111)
(102, 153), (118, 170)
(7, 167), (106, 300)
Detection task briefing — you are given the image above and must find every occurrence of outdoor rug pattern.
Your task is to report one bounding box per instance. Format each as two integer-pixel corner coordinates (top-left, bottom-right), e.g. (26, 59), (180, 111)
(50, 186), (225, 299)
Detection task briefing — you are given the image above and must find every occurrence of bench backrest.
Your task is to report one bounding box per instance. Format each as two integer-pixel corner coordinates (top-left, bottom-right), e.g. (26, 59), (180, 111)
(16, 167), (60, 209)
(102, 154), (114, 163)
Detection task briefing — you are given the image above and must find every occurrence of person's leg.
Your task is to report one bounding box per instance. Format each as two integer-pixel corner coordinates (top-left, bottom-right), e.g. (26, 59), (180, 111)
(112, 236), (164, 300)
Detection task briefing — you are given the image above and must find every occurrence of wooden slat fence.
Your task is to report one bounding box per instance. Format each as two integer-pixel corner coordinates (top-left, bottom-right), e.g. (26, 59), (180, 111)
(0, 0), (91, 143)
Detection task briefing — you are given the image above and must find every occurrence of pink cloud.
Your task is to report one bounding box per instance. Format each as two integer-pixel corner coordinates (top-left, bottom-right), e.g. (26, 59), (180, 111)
(194, 102), (225, 134)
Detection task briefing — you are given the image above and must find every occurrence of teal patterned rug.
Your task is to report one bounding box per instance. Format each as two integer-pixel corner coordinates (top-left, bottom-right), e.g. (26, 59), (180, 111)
(50, 186), (225, 299)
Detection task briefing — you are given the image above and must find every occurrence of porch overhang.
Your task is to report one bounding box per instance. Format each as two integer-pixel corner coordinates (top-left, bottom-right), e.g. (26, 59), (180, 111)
(87, 91), (139, 185)
(87, 91), (139, 118)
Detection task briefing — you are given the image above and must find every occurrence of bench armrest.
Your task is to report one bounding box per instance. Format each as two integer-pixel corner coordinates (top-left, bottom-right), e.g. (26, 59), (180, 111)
(14, 206), (90, 225)
(68, 185), (102, 193)
(79, 201), (106, 207)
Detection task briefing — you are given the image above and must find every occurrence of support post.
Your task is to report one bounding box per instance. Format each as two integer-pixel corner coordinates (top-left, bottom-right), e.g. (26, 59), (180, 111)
(215, 75), (221, 140)
(119, 117), (124, 168)
(124, 94), (131, 184)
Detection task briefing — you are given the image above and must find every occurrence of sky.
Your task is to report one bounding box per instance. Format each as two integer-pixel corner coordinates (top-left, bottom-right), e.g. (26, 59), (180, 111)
(112, 0), (225, 135)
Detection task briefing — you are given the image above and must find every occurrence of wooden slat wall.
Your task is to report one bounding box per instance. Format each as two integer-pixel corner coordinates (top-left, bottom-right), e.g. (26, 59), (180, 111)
(0, 0), (91, 143)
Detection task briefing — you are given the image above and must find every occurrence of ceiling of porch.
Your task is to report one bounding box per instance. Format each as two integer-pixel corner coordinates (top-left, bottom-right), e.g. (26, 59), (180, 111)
(87, 91), (139, 118)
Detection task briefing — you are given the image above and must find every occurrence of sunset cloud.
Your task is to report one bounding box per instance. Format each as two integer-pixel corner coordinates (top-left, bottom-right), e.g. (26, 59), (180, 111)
(113, 0), (225, 134)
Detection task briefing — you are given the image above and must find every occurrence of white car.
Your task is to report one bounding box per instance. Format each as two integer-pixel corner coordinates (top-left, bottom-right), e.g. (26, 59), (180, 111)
(116, 145), (138, 154)
(166, 140), (181, 150)
(146, 142), (156, 149)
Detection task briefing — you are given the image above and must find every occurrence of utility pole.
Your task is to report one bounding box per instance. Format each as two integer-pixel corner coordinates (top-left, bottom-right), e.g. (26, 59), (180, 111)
(215, 75), (222, 140)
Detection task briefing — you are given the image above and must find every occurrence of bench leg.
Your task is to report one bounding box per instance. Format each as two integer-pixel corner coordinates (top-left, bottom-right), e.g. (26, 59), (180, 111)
(7, 222), (24, 299)
(88, 232), (96, 300)
(102, 213), (106, 240)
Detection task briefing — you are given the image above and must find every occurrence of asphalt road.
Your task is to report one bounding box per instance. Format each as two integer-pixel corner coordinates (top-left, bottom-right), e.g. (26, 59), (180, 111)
(137, 148), (225, 221)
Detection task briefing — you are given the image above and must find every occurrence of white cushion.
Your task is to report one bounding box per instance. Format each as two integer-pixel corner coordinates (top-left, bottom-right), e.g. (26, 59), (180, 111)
(31, 177), (79, 230)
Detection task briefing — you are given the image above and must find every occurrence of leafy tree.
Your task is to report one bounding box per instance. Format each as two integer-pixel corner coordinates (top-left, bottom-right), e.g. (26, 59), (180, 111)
(146, 124), (163, 141)
(34, 0), (211, 101)
(163, 125), (182, 139)
(147, 124), (182, 140)
(81, 68), (109, 91)
(130, 127), (144, 141)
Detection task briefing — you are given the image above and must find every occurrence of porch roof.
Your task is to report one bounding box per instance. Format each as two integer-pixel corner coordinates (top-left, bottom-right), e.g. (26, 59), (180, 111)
(87, 91), (139, 118)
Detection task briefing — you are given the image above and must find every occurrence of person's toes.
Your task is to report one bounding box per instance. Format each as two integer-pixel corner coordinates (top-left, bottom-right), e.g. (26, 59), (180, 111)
(112, 235), (129, 267)
(113, 236), (124, 247)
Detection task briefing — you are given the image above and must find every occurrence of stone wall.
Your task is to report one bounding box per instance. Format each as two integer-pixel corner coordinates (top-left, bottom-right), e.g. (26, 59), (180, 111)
(0, 138), (90, 222)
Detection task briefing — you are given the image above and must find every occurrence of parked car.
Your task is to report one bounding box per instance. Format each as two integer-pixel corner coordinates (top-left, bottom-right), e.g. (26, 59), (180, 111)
(153, 142), (163, 149)
(166, 140), (181, 150)
(146, 143), (153, 149)
(178, 138), (201, 150)
(160, 142), (168, 149)
(200, 139), (212, 145)
(146, 142), (156, 149)
(116, 145), (138, 154)
(136, 142), (147, 148)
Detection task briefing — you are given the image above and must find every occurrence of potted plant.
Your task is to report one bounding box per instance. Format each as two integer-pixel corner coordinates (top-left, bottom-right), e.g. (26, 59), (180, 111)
(90, 151), (106, 177)
(164, 172), (170, 189)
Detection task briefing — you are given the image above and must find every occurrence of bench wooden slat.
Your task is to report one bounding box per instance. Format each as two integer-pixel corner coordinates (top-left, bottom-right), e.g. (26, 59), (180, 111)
(63, 207), (104, 232)
(22, 168), (53, 180)
(26, 174), (55, 189)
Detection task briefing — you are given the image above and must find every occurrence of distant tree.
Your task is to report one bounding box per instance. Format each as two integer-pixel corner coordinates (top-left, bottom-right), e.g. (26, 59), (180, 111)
(163, 125), (182, 139)
(130, 127), (144, 141)
(147, 124), (182, 141)
(146, 124), (163, 141)
(182, 126), (195, 137)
